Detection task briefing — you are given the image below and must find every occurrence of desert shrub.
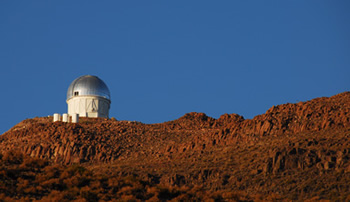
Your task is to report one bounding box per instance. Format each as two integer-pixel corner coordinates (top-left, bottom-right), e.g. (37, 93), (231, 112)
(20, 156), (48, 170)
(40, 190), (73, 202)
(0, 169), (7, 178)
(61, 164), (90, 179)
(107, 177), (124, 194)
(23, 186), (37, 195)
(16, 178), (30, 194)
(63, 175), (91, 188)
(38, 164), (63, 181)
(88, 179), (103, 190)
(41, 178), (65, 190)
(61, 165), (92, 189)
(80, 186), (99, 202)
(156, 186), (181, 201)
(2, 151), (24, 165)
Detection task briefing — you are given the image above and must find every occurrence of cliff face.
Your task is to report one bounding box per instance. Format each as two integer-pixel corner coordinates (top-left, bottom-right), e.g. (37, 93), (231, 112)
(206, 92), (350, 146)
(1, 92), (350, 200)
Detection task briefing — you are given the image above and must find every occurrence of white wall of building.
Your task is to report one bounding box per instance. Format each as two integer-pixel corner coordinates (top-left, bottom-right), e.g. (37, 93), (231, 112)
(67, 96), (110, 118)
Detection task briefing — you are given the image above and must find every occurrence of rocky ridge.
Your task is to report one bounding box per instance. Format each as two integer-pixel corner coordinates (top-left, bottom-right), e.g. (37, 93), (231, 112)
(1, 92), (350, 165)
(1, 92), (350, 200)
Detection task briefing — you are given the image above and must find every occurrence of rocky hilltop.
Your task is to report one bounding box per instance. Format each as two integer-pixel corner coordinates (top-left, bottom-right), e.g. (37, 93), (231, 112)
(1, 92), (350, 201)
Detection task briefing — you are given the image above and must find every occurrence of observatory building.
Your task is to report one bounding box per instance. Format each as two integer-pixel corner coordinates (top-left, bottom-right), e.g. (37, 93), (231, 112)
(66, 75), (111, 118)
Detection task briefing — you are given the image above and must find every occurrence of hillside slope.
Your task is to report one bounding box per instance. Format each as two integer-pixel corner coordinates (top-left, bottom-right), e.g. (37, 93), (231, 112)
(1, 92), (350, 200)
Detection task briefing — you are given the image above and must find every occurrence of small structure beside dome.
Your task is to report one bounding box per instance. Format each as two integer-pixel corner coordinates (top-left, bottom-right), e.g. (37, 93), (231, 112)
(66, 75), (111, 118)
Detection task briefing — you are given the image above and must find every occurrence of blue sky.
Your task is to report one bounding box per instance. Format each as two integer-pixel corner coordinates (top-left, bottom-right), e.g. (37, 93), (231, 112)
(1, 1), (349, 134)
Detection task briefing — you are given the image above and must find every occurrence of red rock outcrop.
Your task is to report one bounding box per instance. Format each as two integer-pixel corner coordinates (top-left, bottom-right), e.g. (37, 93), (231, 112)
(206, 92), (350, 146)
(1, 92), (350, 165)
(1, 92), (350, 200)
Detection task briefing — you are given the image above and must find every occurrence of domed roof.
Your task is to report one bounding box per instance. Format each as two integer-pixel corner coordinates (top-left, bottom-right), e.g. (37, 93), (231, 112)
(67, 75), (111, 101)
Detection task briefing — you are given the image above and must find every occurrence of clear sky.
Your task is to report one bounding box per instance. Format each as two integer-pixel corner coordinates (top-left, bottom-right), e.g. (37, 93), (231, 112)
(1, 1), (349, 134)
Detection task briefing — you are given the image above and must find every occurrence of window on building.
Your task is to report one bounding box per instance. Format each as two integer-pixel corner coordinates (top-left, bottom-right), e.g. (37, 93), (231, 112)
(74, 91), (79, 96)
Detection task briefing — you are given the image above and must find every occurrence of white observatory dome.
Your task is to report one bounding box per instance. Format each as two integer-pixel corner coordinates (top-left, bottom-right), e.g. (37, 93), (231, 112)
(66, 75), (111, 118)
(67, 75), (111, 101)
